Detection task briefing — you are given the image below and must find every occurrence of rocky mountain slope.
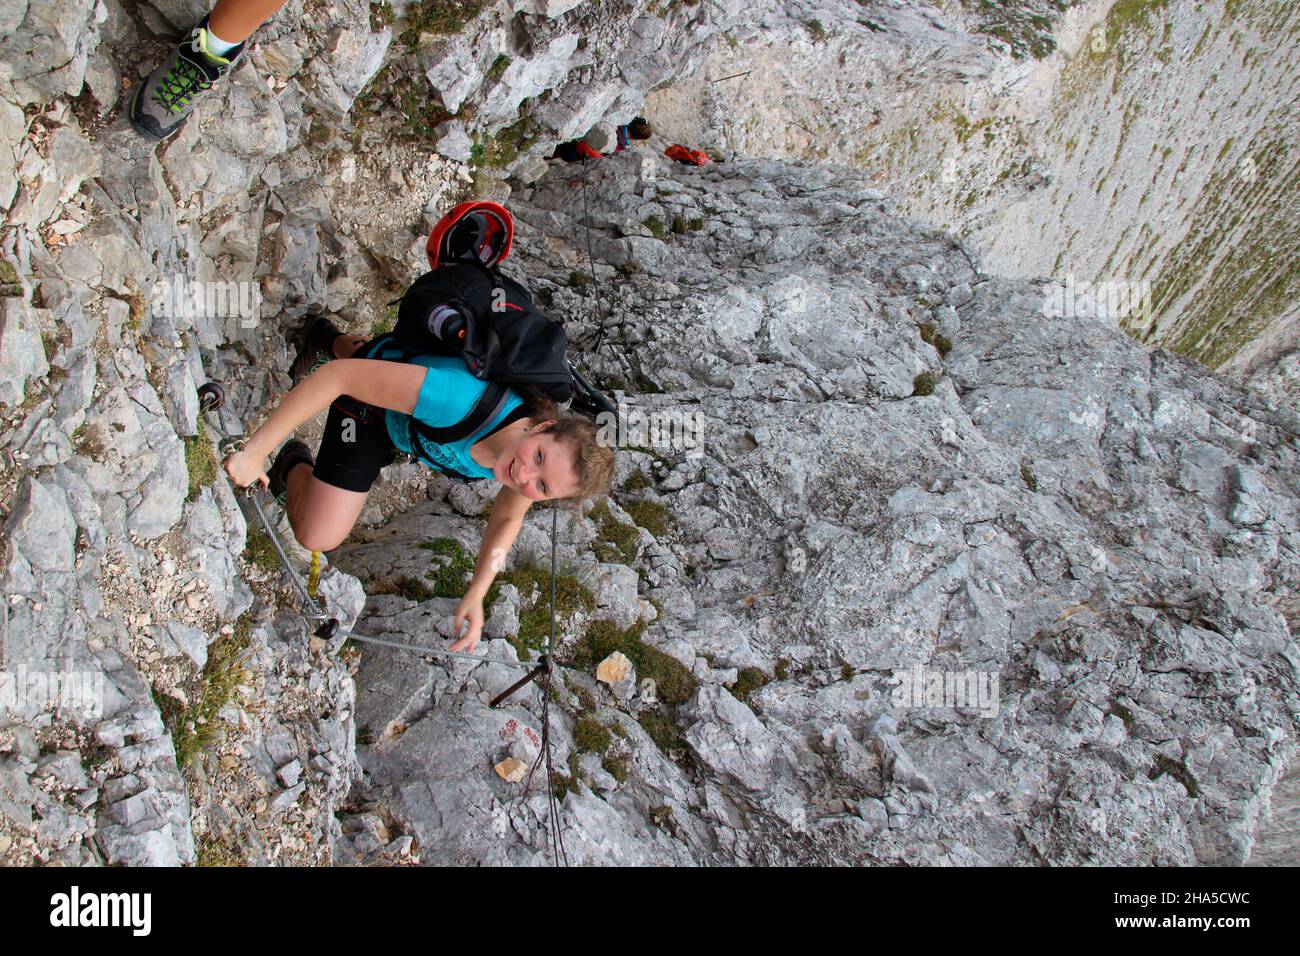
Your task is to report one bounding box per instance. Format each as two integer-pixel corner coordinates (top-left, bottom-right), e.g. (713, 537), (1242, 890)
(646, 0), (1300, 405)
(336, 153), (1300, 865)
(1, 0), (1297, 865)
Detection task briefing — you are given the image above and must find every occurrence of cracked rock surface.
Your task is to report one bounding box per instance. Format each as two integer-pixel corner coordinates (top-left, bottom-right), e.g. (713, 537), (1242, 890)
(342, 154), (1300, 865)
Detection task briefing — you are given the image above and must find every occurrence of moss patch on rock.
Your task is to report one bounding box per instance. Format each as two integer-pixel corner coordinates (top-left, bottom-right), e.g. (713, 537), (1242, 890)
(568, 619), (697, 704)
(588, 500), (639, 564)
(488, 563), (596, 660)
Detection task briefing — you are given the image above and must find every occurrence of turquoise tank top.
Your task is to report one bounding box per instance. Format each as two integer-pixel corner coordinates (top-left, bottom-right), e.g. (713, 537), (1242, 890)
(364, 342), (524, 480)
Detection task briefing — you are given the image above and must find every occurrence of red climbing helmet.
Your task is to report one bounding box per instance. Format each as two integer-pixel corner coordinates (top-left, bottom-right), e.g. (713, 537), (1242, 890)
(426, 200), (514, 271)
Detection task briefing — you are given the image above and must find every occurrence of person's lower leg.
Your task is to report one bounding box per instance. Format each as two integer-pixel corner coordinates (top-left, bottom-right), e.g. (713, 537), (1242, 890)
(208, 0), (290, 44)
(332, 335), (369, 358)
(283, 461), (315, 537)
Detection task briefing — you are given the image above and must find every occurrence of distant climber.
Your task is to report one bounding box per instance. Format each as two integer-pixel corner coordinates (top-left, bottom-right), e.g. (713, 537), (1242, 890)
(550, 117), (653, 163)
(612, 117), (653, 153)
(550, 137), (603, 164)
(131, 0), (289, 140)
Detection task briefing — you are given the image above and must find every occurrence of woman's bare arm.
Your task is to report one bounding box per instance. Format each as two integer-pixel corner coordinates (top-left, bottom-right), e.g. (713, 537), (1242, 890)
(466, 488), (532, 600)
(244, 359), (426, 460)
(223, 358), (427, 487)
(451, 486), (533, 651)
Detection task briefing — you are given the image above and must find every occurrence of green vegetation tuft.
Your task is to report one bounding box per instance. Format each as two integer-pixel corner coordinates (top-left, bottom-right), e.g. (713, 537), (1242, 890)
(551, 753), (584, 798)
(588, 500), (639, 564)
(648, 804), (674, 829)
(400, 0), (487, 47)
(602, 755), (629, 783)
(486, 54), (511, 81)
(569, 619), (697, 705)
(643, 215), (666, 238)
(573, 715), (612, 753)
(912, 371), (938, 397)
(0, 261), (23, 299)
(1148, 753), (1200, 797)
(157, 613), (254, 768)
(624, 499), (672, 539)
(957, 0), (1064, 60)
(918, 324), (952, 355)
(637, 711), (692, 766)
(807, 19), (827, 41)
(488, 564), (596, 660)
(953, 113), (996, 145)
(242, 529), (281, 572)
(128, 292), (148, 333)
(470, 117), (540, 168)
(370, 301), (399, 337)
(729, 666), (769, 702)
(1096, 0), (1171, 57)
(1108, 699), (1135, 729)
(184, 420), (218, 502)
(621, 469), (652, 492)
(353, 63), (453, 142)
(197, 835), (246, 867)
(418, 537), (476, 597)
(1020, 463), (1039, 492)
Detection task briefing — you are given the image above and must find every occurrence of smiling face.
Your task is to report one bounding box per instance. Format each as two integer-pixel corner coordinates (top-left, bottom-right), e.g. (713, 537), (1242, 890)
(494, 422), (580, 501)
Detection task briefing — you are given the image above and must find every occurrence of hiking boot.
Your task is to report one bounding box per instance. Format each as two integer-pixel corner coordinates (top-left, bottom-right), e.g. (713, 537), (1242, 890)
(288, 316), (345, 384)
(130, 16), (245, 141)
(268, 440), (314, 505)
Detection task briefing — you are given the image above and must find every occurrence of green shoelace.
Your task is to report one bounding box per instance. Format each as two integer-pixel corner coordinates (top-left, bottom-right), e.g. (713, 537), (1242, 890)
(152, 55), (215, 113)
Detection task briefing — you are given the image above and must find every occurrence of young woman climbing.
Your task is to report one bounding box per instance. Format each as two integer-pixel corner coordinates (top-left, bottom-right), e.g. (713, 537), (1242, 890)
(221, 321), (615, 654)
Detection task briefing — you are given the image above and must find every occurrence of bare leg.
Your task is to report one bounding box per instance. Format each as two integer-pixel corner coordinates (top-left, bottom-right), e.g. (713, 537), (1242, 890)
(280, 330), (376, 550)
(208, 0), (291, 43)
(283, 465), (369, 552)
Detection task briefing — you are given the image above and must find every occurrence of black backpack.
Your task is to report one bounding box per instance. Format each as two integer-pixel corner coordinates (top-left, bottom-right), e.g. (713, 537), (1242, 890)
(375, 203), (614, 481)
(364, 263), (564, 480)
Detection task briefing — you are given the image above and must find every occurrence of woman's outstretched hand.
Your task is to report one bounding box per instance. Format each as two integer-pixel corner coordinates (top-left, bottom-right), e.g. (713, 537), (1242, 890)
(451, 594), (485, 653)
(224, 447), (270, 489)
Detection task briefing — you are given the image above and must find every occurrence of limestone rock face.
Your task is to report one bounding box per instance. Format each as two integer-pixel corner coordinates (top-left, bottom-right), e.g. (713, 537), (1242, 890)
(345, 153), (1299, 866)
(596, 652), (633, 686)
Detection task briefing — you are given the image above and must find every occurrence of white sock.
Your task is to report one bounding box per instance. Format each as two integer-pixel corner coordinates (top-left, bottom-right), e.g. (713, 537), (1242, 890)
(204, 26), (241, 57)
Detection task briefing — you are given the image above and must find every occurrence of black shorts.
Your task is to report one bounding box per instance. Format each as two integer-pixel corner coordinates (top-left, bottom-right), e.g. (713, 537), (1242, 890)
(312, 395), (398, 493)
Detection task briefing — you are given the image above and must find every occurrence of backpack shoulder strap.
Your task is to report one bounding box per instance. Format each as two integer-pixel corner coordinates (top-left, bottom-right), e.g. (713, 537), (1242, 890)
(408, 380), (509, 447)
